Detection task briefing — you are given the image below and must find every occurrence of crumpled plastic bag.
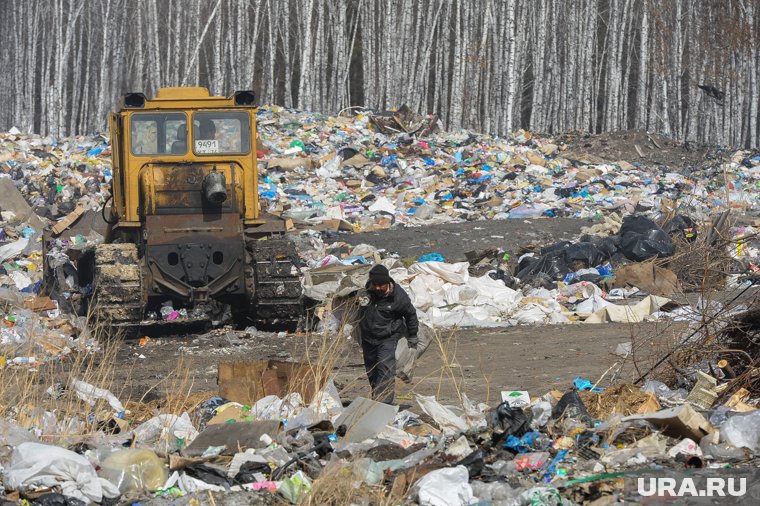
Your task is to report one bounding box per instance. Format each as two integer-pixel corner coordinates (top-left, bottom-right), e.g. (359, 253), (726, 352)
(99, 448), (168, 493)
(488, 401), (532, 441)
(71, 379), (125, 415)
(396, 323), (432, 382)
(415, 466), (473, 506)
(416, 394), (486, 436)
(3, 442), (120, 504)
(278, 470), (312, 503)
(0, 237), (29, 263)
(720, 409), (760, 453)
(408, 261), (470, 285)
(250, 392), (303, 421)
(308, 378), (343, 421)
(132, 412), (198, 453)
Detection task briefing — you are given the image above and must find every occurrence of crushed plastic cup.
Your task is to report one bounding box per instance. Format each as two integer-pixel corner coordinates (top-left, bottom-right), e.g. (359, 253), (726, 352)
(174, 430), (188, 449)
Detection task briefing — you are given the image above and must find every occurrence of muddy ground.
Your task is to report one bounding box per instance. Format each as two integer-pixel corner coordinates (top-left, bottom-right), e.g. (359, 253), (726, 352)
(111, 216), (689, 412)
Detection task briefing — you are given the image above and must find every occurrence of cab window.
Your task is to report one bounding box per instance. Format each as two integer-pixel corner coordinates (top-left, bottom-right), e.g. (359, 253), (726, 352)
(130, 112), (187, 155)
(192, 111), (250, 155)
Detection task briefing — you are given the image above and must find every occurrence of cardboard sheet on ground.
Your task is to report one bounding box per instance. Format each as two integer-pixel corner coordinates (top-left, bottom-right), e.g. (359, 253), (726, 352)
(334, 397), (398, 447)
(622, 404), (713, 440)
(607, 262), (680, 296)
(584, 295), (670, 323)
(0, 178), (46, 230)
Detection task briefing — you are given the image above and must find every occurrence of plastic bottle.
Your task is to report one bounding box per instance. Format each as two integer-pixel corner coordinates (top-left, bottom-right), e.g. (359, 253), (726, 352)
(700, 433), (748, 462)
(12, 357), (37, 365)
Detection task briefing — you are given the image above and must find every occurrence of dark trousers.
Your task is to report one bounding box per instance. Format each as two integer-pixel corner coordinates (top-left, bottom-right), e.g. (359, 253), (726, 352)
(361, 337), (397, 404)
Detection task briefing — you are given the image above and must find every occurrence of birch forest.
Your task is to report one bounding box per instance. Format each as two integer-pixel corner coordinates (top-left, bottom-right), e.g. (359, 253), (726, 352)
(1, 0), (759, 148)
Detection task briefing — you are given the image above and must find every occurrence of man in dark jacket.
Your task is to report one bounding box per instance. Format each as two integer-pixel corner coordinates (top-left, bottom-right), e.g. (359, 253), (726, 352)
(359, 264), (419, 404)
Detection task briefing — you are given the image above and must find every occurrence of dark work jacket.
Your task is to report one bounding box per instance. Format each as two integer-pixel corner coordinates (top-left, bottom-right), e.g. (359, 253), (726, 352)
(359, 281), (419, 344)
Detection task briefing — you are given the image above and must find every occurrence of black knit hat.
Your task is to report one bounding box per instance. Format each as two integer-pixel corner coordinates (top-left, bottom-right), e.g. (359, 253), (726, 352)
(368, 264), (392, 285)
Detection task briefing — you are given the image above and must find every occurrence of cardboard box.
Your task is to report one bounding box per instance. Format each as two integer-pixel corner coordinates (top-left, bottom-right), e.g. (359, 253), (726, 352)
(217, 360), (326, 406)
(622, 404), (714, 440)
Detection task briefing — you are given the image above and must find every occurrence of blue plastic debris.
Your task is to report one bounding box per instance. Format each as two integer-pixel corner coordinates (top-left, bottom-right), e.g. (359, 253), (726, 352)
(418, 253), (444, 263)
(573, 377), (605, 393)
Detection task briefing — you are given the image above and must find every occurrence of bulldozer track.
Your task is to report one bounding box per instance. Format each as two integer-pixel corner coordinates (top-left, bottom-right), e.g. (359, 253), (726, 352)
(91, 243), (143, 326)
(246, 235), (303, 328)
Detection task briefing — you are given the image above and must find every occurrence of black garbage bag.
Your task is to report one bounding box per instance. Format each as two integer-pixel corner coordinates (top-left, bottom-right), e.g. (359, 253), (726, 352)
(233, 461), (272, 484)
(456, 448), (486, 478)
(184, 464), (231, 487)
(516, 255), (540, 274)
(551, 391), (592, 424)
(515, 250), (571, 282)
(540, 241), (572, 256)
(564, 242), (604, 268)
(664, 215), (698, 242)
(488, 402), (531, 441)
(578, 273), (603, 284)
(33, 494), (86, 506)
(581, 235), (622, 261)
(619, 215), (675, 261)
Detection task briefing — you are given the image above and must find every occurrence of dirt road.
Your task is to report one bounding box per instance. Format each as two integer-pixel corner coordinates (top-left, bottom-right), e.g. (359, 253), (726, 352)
(114, 319), (681, 411)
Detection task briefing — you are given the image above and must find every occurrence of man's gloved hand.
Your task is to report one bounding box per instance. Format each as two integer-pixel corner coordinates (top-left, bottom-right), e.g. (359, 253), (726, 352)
(407, 334), (419, 349)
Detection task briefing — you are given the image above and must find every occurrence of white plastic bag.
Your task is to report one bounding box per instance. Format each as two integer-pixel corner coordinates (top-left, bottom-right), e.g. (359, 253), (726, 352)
(408, 262), (470, 285)
(720, 410), (760, 452)
(396, 323), (432, 382)
(0, 237), (29, 263)
(132, 412), (198, 453)
(72, 379), (125, 414)
(415, 466), (473, 506)
(4, 442), (120, 504)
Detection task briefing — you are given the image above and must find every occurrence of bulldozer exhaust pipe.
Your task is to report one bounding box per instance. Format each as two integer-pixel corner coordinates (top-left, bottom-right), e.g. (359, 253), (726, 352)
(203, 170), (227, 205)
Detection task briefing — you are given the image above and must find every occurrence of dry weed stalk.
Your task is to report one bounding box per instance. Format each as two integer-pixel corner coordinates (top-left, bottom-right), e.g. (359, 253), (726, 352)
(293, 296), (364, 402)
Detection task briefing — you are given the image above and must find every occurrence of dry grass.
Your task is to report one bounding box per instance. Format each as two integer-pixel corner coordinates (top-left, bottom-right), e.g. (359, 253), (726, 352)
(578, 384), (658, 419)
(301, 459), (412, 506)
(292, 295), (365, 403)
(0, 315), (123, 440)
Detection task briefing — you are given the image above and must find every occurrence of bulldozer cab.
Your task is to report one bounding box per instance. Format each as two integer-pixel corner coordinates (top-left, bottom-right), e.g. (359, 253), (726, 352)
(109, 87), (263, 228)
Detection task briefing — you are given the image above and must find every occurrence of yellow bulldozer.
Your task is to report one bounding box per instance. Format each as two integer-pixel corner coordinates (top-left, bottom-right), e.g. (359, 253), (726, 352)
(71, 87), (302, 329)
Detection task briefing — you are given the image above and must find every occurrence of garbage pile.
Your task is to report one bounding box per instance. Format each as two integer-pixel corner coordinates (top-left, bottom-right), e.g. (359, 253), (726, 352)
(301, 214), (693, 328)
(0, 128), (109, 363)
(1, 109), (760, 330)
(255, 106), (760, 232)
(2, 114), (760, 504)
(0, 362), (758, 505)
